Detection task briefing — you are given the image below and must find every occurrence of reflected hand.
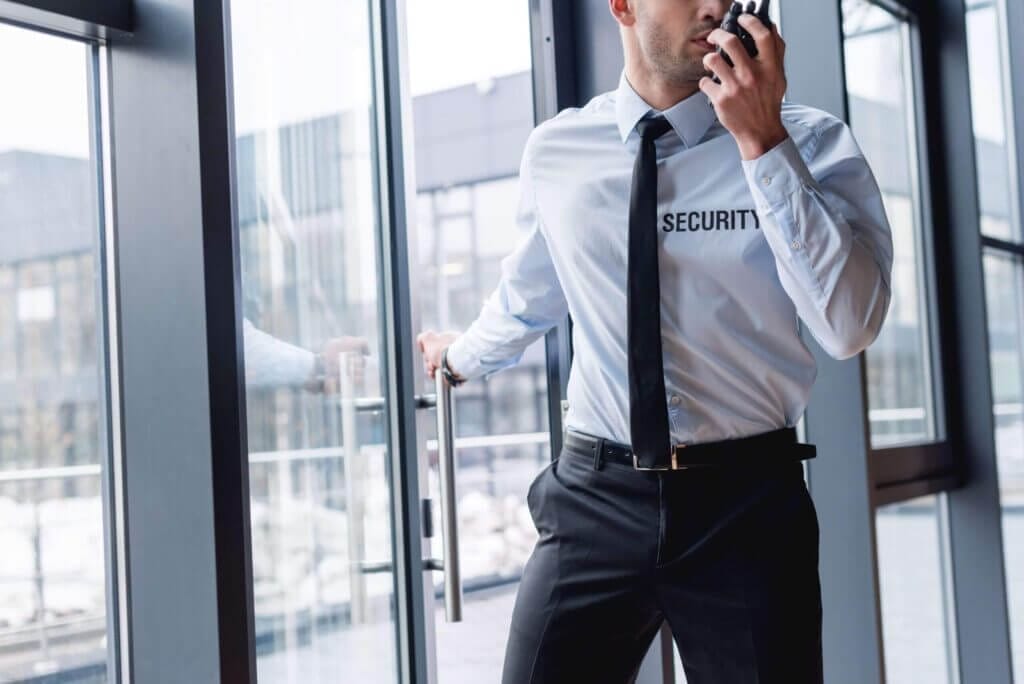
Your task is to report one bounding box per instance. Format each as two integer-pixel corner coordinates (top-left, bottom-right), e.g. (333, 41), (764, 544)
(416, 329), (462, 381)
(318, 336), (370, 394)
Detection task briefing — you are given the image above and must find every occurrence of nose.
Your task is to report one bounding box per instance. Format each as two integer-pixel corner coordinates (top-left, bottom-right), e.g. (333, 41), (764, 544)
(697, 0), (732, 24)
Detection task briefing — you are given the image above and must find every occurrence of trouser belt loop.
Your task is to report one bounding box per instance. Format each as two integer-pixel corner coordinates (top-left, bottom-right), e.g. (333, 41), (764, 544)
(593, 436), (606, 471)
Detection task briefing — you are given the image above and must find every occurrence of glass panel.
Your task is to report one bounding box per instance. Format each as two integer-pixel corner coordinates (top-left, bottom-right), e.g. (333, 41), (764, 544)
(875, 494), (954, 684)
(403, 1), (546, 680)
(966, 0), (1016, 242)
(983, 250), (1024, 682)
(842, 1), (939, 447)
(0, 24), (115, 681)
(969, 0), (1023, 675)
(229, 2), (400, 681)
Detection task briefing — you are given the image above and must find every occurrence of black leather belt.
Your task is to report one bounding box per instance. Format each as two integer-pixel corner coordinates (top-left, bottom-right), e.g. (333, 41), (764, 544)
(564, 426), (816, 471)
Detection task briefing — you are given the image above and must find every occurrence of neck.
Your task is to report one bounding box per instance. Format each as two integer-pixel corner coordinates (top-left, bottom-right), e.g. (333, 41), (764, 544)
(623, 57), (700, 111)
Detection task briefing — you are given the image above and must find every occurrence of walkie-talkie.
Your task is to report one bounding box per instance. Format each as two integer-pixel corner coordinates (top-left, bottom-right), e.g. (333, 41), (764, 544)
(711, 0), (773, 84)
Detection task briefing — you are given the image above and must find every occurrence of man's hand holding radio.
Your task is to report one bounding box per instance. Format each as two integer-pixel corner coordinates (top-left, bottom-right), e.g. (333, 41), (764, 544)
(699, 13), (789, 162)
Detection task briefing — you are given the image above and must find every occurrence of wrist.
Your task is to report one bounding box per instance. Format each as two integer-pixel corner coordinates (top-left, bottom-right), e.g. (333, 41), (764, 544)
(440, 346), (466, 386)
(736, 124), (789, 161)
(304, 352), (326, 391)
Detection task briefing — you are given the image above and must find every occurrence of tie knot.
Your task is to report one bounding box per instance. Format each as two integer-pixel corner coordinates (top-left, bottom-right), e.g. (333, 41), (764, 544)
(636, 116), (673, 142)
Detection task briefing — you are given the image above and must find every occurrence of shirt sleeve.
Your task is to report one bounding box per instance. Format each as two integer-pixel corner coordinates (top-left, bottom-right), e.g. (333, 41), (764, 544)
(242, 317), (316, 388)
(741, 122), (894, 360)
(445, 148), (569, 381)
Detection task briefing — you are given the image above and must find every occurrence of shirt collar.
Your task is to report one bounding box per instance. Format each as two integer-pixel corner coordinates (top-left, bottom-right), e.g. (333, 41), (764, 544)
(614, 70), (717, 148)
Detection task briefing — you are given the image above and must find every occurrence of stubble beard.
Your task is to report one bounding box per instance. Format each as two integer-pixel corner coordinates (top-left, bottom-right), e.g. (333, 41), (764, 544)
(641, 20), (714, 88)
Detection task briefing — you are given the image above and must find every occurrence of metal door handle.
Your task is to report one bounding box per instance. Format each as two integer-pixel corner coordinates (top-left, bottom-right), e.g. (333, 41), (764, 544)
(433, 371), (463, 622)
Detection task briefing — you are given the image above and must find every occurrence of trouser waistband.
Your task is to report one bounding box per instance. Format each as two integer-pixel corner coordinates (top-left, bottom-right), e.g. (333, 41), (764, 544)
(563, 426), (816, 471)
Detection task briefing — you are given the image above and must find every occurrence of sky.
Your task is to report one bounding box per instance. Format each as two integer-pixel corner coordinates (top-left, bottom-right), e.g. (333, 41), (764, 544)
(0, 2), (1010, 158)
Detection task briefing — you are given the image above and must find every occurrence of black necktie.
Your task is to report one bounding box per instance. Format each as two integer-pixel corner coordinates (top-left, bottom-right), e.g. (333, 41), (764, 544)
(628, 116), (674, 469)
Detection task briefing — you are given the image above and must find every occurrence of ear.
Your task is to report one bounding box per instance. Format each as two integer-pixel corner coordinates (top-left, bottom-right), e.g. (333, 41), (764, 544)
(609, 0), (637, 27)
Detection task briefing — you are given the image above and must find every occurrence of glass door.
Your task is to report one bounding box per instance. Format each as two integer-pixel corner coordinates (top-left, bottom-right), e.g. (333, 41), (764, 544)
(400, 1), (558, 681)
(229, 1), (404, 681)
(227, 0), (557, 681)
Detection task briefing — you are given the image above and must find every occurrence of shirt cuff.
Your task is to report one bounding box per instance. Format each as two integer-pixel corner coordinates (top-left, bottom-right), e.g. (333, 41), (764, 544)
(741, 135), (816, 211)
(444, 338), (482, 382)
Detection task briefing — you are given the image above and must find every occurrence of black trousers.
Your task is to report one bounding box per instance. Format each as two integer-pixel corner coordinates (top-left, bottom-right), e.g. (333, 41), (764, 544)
(502, 438), (823, 684)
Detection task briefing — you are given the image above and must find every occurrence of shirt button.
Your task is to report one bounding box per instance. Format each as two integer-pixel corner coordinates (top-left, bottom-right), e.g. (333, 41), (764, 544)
(670, 395), (682, 406)
(762, 175), (772, 186)
(791, 240), (802, 250)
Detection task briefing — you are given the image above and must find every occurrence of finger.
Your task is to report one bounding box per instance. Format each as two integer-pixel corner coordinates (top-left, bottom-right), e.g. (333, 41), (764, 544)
(698, 75), (722, 98)
(708, 28), (752, 79)
(702, 51), (738, 89)
(737, 13), (777, 63)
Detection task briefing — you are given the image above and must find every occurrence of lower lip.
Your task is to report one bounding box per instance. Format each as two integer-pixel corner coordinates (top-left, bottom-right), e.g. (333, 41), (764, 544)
(693, 39), (714, 51)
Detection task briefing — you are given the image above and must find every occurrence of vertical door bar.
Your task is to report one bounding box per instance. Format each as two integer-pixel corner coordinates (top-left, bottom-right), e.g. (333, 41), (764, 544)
(775, 2), (885, 682)
(193, 0), (259, 678)
(433, 374), (463, 622)
(370, 0), (434, 681)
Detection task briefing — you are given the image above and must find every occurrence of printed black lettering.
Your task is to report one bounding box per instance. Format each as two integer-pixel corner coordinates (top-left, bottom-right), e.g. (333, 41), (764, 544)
(660, 208), (762, 234)
(716, 210), (729, 231)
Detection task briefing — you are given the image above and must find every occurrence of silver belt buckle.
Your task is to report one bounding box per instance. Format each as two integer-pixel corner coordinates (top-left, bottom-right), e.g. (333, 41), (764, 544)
(632, 444), (689, 471)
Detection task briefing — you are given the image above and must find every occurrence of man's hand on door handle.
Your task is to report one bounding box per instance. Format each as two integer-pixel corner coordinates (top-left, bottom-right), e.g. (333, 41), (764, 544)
(416, 330), (464, 382)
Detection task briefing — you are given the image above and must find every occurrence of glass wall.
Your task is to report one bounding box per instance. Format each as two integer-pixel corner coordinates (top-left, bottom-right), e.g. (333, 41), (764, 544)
(842, 3), (957, 681)
(875, 495), (955, 684)
(842, 0), (939, 448)
(230, 1), (399, 681)
(403, 0), (548, 680)
(983, 251), (1024, 682)
(0, 23), (115, 682)
(968, 1), (1024, 677)
(967, 0), (1017, 243)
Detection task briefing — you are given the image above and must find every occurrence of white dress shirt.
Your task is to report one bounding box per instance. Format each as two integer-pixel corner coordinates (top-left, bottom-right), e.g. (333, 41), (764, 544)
(243, 318), (315, 388)
(446, 71), (893, 446)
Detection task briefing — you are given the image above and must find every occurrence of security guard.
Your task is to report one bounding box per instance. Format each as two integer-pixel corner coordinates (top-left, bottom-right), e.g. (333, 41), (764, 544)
(417, 0), (893, 681)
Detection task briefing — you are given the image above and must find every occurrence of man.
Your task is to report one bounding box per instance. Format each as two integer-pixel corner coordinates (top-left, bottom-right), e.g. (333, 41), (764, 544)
(417, 0), (892, 681)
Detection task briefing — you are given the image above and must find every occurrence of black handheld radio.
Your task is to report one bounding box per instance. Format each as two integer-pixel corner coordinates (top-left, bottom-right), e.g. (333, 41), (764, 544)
(711, 0), (773, 84)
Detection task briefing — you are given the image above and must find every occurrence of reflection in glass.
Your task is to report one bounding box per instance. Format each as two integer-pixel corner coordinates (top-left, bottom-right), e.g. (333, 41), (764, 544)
(842, 0), (938, 447)
(0, 24), (114, 682)
(876, 495), (954, 684)
(230, 1), (397, 681)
